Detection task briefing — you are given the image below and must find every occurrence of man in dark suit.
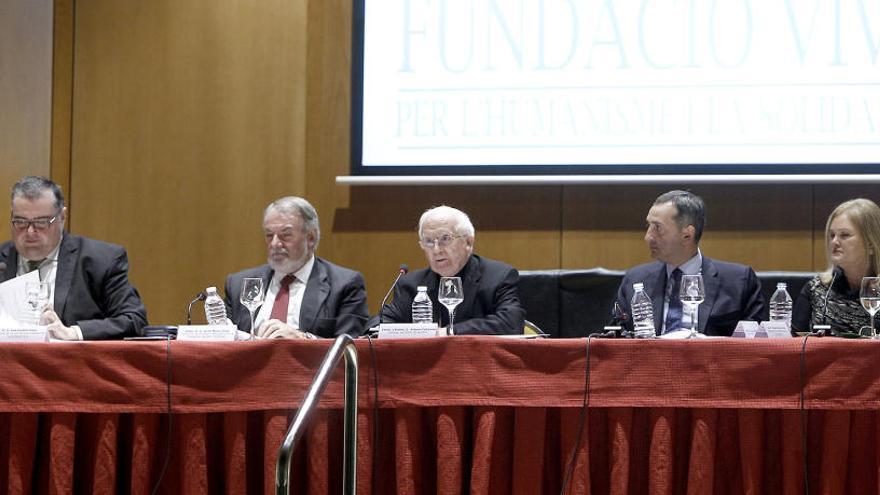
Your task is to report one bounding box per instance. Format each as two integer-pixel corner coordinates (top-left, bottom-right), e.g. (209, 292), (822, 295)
(378, 206), (525, 335)
(612, 190), (766, 336)
(0, 176), (147, 339)
(223, 196), (368, 338)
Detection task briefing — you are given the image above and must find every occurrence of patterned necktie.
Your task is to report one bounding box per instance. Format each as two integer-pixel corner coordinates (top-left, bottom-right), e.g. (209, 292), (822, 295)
(269, 274), (297, 322)
(664, 268), (683, 334)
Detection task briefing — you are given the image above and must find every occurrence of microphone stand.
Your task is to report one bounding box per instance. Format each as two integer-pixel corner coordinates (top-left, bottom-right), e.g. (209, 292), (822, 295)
(186, 291), (207, 325)
(378, 265), (409, 326)
(811, 267), (840, 337)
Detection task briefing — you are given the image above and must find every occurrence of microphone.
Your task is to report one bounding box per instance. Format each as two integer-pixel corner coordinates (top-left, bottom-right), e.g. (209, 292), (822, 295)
(186, 290), (207, 325)
(378, 264), (409, 325)
(607, 301), (630, 337)
(811, 266), (841, 336)
(592, 328), (619, 338)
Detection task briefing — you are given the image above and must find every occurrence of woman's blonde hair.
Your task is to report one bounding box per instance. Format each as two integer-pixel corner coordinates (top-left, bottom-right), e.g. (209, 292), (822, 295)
(820, 198), (880, 284)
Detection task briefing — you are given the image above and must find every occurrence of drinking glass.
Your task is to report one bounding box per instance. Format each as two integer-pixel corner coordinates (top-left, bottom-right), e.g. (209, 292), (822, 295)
(25, 282), (51, 324)
(438, 277), (464, 336)
(240, 278), (264, 340)
(679, 274), (705, 338)
(860, 277), (880, 338)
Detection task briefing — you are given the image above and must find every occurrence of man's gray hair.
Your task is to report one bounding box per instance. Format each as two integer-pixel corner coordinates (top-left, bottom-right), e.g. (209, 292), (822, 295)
(264, 196), (321, 248)
(418, 205), (475, 237)
(654, 190), (706, 243)
(11, 176), (65, 210)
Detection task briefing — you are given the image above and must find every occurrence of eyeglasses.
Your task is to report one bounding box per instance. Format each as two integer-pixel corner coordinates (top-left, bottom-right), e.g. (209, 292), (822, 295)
(11, 211), (62, 232)
(419, 233), (464, 249)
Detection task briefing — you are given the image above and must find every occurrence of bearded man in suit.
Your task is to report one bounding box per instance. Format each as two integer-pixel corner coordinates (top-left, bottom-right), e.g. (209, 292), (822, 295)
(224, 196), (368, 339)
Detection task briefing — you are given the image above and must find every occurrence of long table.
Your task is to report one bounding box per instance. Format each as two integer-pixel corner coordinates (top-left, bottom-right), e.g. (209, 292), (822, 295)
(1, 337), (878, 494)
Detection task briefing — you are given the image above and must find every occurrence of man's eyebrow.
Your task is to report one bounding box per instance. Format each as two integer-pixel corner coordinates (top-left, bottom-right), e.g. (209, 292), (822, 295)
(12, 216), (54, 221)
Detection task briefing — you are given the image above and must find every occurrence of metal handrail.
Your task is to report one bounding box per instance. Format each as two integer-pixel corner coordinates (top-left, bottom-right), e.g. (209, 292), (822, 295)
(276, 334), (359, 495)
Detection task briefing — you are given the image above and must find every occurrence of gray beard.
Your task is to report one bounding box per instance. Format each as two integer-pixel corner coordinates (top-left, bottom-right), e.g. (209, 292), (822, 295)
(268, 254), (309, 275)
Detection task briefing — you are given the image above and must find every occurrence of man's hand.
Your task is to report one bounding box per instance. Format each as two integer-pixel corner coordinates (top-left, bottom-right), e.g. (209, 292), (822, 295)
(41, 308), (79, 340)
(255, 319), (311, 339)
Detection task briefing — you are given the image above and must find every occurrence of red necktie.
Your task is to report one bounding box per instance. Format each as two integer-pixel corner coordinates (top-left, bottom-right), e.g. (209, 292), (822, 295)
(269, 274), (296, 322)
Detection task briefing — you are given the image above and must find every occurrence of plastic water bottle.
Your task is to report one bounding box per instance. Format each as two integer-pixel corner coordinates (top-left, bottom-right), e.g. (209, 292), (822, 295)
(204, 287), (228, 325)
(630, 283), (656, 338)
(769, 283), (793, 327)
(411, 286), (434, 324)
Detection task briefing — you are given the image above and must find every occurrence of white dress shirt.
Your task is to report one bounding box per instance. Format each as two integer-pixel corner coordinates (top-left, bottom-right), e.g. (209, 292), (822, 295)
(661, 249), (703, 334)
(16, 236), (84, 340)
(16, 240), (60, 285)
(255, 255), (315, 330)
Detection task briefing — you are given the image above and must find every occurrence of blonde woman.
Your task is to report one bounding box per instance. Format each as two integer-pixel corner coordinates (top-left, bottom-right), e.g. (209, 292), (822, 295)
(792, 198), (880, 335)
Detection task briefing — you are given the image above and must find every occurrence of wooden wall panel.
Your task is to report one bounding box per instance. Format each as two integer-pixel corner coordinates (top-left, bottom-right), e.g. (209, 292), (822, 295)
(0, 0), (53, 220)
(562, 185), (663, 270)
(812, 186), (880, 272)
(562, 185), (815, 271)
(697, 185), (814, 271)
(68, 0), (308, 324)
(50, 0), (73, 192)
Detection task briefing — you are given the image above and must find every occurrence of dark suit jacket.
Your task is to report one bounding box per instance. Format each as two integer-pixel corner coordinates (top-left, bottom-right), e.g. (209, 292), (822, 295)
(224, 257), (368, 338)
(0, 234), (148, 339)
(613, 256), (766, 336)
(379, 254), (525, 335)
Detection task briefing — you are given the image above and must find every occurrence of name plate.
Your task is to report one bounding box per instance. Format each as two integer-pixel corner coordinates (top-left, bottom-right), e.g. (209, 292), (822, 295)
(0, 326), (49, 343)
(177, 325), (239, 341)
(378, 323), (440, 339)
(732, 321), (791, 338)
(731, 321), (761, 338)
(760, 321), (792, 338)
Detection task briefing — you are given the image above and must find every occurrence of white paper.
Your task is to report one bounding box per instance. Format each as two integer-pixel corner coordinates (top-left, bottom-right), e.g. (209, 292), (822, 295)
(0, 270), (41, 326)
(658, 329), (710, 339)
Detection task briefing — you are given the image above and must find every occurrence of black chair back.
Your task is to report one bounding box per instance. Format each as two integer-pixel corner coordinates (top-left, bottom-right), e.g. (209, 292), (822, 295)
(519, 268), (623, 338)
(519, 268), (817, 338)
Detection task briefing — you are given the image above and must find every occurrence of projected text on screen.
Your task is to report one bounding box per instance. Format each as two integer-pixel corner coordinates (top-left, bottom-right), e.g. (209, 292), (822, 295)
(357, 0), (880, 171)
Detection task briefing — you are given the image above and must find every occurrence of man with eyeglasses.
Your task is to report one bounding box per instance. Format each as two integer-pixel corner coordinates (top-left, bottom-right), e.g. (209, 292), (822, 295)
(223, 196), (369, 338)
(376, 205), (525, 334)
(0, 176), (147, 339)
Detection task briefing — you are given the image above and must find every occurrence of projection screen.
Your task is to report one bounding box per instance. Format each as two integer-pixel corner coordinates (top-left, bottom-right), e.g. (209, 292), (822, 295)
(351, 0), (880, 175)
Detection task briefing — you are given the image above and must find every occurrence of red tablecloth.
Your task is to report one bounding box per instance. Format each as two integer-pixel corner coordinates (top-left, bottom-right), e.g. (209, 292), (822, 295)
(1, 337), (878, 493)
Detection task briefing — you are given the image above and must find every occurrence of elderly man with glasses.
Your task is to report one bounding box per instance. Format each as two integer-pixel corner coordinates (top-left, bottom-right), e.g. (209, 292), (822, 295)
(0, 176), (147, 339)
(376, 205), (525, 335)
